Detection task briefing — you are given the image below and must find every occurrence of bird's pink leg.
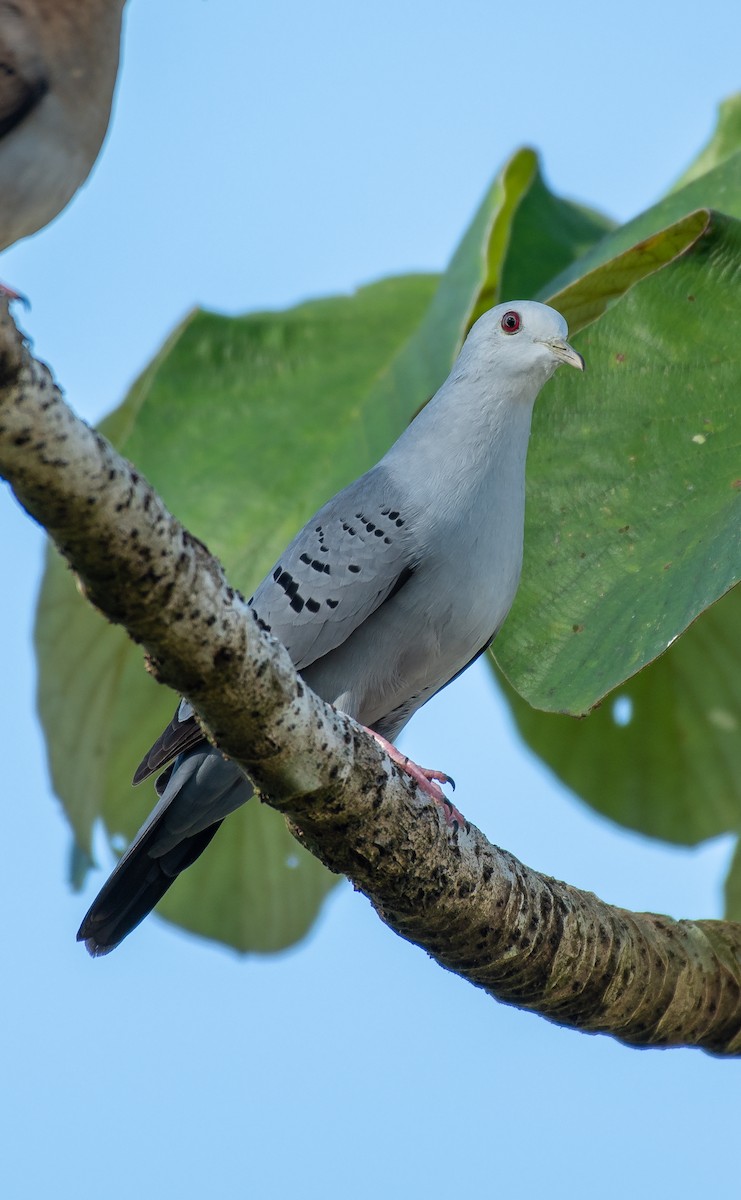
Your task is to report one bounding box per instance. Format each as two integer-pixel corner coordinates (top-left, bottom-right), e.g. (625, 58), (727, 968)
(0, 283), (28, 307)
(365, 728), (466, 830)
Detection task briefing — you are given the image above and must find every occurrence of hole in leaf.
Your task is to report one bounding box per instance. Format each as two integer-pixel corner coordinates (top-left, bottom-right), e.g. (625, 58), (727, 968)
(612, 696), (633, 727)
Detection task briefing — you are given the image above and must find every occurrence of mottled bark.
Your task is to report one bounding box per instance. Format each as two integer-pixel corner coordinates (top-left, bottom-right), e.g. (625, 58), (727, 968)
(1, 302), (740, 1055)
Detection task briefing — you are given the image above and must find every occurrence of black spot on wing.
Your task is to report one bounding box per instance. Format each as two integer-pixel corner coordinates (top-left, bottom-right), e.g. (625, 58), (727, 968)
(350, 509), (407, 552)
(270, 553), (343, 615)
(276, 569), (298, 599)
(299, 552), (330, 574)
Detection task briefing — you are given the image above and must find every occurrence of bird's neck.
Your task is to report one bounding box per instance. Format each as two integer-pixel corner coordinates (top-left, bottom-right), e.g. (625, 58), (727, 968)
(385, 366), (538, 516)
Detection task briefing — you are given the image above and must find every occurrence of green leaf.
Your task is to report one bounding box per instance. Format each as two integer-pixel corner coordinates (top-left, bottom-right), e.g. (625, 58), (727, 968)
(481, 110), (741, 861)
(498, 166), (615, 303)
(543, 145), (741, 300)
(671, 92), (741, 193)
(547, 210), (710, 333)
(499, 584), (741, 845)
(497, 211), (741, 716)
(488, 211), (741, 861)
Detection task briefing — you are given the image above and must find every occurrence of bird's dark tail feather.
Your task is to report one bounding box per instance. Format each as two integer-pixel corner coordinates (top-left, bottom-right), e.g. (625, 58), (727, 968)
(76, 821), (223, 956)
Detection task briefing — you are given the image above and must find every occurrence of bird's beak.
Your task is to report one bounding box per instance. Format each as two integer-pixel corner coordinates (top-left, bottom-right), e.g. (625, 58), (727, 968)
(545, 337), (585, 371)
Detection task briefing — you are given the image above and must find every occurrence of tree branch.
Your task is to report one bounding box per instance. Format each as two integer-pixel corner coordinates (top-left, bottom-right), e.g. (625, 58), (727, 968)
(2, 301), (740, 1056)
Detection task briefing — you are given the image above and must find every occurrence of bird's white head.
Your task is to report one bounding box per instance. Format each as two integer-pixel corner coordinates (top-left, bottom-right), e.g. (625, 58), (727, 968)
(460, 300), (584, 392)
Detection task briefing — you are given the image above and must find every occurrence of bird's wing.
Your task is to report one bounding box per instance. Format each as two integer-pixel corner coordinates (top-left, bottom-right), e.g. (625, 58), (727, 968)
(0, 7), (48, 140)
(249, 465), (416, 671)
(134, 467), (414, 781)
(132, 699), (205, 785)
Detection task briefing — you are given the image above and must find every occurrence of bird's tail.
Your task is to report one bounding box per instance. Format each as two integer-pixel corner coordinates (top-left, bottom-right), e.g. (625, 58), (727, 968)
(76, 819), (223, 956)
(77, 747), (252, 955)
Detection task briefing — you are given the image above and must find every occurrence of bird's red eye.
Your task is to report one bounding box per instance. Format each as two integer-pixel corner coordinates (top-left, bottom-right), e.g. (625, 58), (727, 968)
(501, 310), (521, 333)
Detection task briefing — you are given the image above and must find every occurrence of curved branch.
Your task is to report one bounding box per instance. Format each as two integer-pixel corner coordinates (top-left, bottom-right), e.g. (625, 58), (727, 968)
(1, 301), (740, 1056)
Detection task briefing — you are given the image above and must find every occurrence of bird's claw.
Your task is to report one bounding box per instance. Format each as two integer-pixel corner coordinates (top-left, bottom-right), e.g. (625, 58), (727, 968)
(440, 795), (466, 832)
(364, 727), (466, 831)
(424, 768), (455, 791)
(410, 770), (465, 831)
(0, 283), (30, 308)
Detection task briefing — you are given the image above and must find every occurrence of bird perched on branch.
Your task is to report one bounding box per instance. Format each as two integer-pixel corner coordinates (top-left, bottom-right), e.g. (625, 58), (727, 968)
(78, 299), (584, 955)
(0, 0), (125, 253)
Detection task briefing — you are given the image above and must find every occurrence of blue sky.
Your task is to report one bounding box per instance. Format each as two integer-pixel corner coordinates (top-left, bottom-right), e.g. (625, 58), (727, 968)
(2, 3), (740, 1197)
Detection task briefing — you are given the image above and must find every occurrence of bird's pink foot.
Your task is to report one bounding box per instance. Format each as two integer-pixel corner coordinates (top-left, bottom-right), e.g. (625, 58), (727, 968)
(366, 728), (466, 831)
(0, 282), (29, 307)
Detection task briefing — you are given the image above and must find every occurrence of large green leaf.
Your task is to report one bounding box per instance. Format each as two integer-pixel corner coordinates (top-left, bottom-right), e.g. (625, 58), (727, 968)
(497, 211), (741, 714)
(484, 98), (741, 869)
(541, 147), (741, 300)
(487, 211), (741, 862)
(547, 210), (710, 333)
(670, 92), (741, 193)
(498, 167), (615, 303)
(500, 585), (741, 845)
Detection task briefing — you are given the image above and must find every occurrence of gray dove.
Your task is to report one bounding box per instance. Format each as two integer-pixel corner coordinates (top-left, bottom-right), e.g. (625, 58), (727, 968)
(78, 299), (584, 955)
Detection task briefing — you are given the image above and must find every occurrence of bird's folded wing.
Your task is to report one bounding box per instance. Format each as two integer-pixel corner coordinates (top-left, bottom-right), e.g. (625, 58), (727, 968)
(132, 700), (204, 785)
(249, 466), (416, 671)
(134, 468), (414, 782)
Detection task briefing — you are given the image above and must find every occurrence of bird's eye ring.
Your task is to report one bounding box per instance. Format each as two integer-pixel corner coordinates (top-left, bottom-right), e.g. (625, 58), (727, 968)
(501, 310), (521, 334)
